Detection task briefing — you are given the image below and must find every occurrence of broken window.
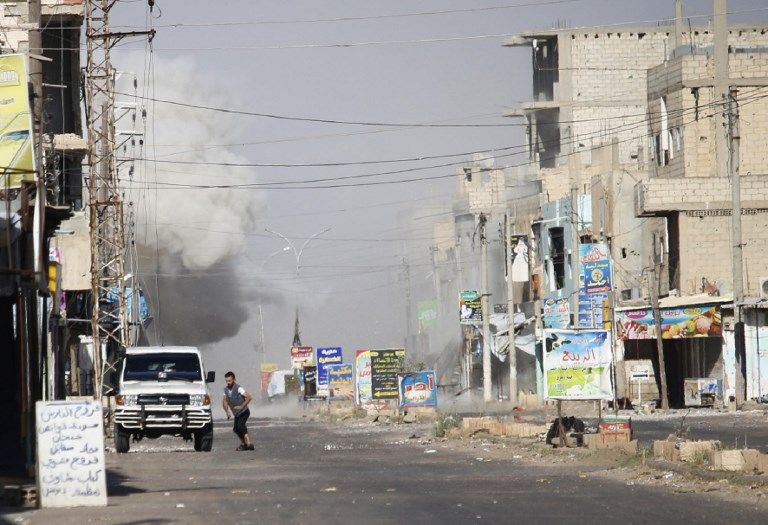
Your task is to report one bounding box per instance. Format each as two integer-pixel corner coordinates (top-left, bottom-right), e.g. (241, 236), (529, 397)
(549, 227), (565, 290)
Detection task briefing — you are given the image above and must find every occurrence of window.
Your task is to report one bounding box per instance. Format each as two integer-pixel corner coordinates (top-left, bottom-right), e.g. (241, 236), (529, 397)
(549, 227), (565, 290)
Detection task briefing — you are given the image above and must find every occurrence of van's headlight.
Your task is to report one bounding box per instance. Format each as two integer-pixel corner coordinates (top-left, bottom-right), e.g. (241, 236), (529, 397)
(189, 394), (210, 406)
(116, 394), (138, 406)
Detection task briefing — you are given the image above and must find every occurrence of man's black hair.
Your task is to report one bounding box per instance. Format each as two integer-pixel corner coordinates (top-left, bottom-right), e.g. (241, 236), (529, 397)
(225, 371), (235, 379)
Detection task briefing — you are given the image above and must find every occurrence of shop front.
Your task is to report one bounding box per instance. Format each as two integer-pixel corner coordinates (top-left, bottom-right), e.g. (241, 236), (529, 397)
(616, 297), (728, 409)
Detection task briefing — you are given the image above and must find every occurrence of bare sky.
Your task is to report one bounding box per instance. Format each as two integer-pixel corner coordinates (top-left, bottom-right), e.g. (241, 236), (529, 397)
(110, 0), (768, 388)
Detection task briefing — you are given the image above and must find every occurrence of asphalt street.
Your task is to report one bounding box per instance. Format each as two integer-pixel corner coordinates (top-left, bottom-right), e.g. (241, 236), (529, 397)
(3, 416), (768, 524)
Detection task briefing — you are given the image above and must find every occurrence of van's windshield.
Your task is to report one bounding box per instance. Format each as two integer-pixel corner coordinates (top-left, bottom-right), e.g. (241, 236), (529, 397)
(123, 353), (202, 382)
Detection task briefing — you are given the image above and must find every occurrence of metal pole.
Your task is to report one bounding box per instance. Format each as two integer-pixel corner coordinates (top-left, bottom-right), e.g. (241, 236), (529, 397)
(728, 89), (746, 405)
(570, 186), (580, 326)
(506, 213), (518, 405)
(480, 213), (492, 403)
(649, 263), (670, 409)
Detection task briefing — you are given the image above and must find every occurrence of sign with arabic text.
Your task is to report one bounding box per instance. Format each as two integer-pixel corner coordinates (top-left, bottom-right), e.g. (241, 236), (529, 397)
(36, 400), (107, 508)
(543, 297), (570, 329)
(355, 350), (372, 405)
(290, 346), (314, 369)
(398, 371), (437, 408)
(543, 329), (613, 400)
(579, 243), (612, 294)
(370, 348), (406, 399)
(459, 290), (482, 325)
(0, 54), (35, 189)
(316, 347), (343, 397)
(327, 363), (355, 401)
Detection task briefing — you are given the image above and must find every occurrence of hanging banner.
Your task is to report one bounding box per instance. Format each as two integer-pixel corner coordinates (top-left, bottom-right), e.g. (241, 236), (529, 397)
(579, 243), (612, 294)
(542, 297), (570, 329)
(459, 290), (482, 325)
(398, 371), (438, 408)
(316, 347), (343, 397)
(290, 346), (314, 369)
(355, 349), (372, 405)
(0, 54), (34, 190)
(543, 329), (613, 400)
(617, 305), (722, 340)
(370, 348), (406, 400)
(327, 363), (355, 401)
(260, 363), (278, 394)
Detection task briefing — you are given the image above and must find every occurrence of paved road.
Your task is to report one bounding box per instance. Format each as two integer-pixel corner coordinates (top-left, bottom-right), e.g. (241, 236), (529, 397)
(3, 417), (768, 524)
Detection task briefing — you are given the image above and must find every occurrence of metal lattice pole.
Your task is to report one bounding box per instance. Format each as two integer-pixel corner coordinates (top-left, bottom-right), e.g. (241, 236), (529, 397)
(85, 1), (153, 397)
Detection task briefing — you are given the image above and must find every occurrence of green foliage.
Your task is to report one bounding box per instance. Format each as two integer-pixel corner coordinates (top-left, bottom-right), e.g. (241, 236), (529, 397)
(433, 413), (459, 438)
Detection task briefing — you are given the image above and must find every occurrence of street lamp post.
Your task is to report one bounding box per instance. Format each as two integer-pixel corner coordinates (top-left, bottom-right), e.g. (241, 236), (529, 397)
(263, 227), (331, 345)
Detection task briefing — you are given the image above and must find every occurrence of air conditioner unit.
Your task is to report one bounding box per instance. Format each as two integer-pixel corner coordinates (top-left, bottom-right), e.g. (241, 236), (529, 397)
(760, 277), (768, 300)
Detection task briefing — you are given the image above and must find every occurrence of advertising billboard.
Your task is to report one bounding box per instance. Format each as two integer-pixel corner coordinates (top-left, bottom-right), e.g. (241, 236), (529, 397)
(543, 329), (613, 400)
(316, 347), (343, 397)
(370, 348), (405, 400)
(327, 363), (354, 401)
(0, 54), (34, 189)
(459, 290), (482, 325)
(398, 371), (437, 408)
(617, 305), (722, 340)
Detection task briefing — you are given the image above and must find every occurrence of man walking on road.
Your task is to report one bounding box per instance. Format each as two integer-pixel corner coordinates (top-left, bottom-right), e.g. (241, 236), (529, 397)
(223, 371), (254, 451)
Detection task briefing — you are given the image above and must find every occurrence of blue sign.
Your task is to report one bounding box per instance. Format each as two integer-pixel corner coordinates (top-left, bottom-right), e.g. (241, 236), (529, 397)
(316, 347), (343, 396)
(543, 297), (570, 329)
(579, 243), (612, 294)
(578, 291), (609, 329)
(327, 363), (354, 401)
(398, 371), (438, 408)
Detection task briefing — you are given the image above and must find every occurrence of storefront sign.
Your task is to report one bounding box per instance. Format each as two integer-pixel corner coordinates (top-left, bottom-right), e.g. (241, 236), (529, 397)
(578, 291), (609, 329)
(316, 347), (343, 397)
(543, 329), (613, 400)
(398, 371), (437, 408)
(617, 305), (722, 340)
(327, 363), (355, 401)
(459, 290), (482, 325)
(370, 349), (406, 400)
(579, 243), (612, 294)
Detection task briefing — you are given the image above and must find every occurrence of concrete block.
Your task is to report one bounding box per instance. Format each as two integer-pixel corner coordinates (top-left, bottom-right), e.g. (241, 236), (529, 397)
(742, 449), (762, 473)
(709, 450), (745, 471)
(678, 441), (720, 462)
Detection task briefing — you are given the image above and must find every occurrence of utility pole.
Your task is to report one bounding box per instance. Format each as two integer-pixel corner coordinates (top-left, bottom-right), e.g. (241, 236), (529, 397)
(728, 89), (746, 405)
(402, 255), (412, 350)
(570, 185), (580, 327)
(85, 1), (154, 397)
(479, 213), (492, 403)
(649, 261), (670, 410)
(506, 213), (518, 405)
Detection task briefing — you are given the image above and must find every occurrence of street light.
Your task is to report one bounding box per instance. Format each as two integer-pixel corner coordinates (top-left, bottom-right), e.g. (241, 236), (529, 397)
(263, 227), (331, 346)
(264, 227), (331, 277)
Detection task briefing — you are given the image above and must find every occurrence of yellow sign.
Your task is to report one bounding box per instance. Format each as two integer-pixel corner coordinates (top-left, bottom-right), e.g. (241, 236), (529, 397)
(0, 54), (34, 189)
(260, 363), (278, 373)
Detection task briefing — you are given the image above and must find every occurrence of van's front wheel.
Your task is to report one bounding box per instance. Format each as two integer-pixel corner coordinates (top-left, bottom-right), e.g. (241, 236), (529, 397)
(194, 425), (213, 452)
(115, 425), (130, 453)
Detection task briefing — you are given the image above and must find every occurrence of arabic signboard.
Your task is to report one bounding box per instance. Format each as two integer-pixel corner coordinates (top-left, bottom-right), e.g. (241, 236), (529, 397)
(316, 347), (343, 397)
(355, 350), (372, 405)
(543, 329), (613, 400)
(543, 297), (570, 329)
(327, 363), (355, 401)
(579, 243), (612, 294)
(417, 300), (438, 329)
(36, 400), (107, 508)
(398, 371), (438, 408)
(617, 305), (722, 340)
(290, 346), (314, 369)
(0, 54), (35, 189)
(370, 348), (406, 400)
(303, 366), (317, 398)
(578, 291), (609, 329)
(459, 290), (482, 325)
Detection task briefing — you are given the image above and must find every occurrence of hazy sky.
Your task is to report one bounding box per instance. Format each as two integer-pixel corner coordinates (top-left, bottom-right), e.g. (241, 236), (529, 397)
(108, 0), (768, 388)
